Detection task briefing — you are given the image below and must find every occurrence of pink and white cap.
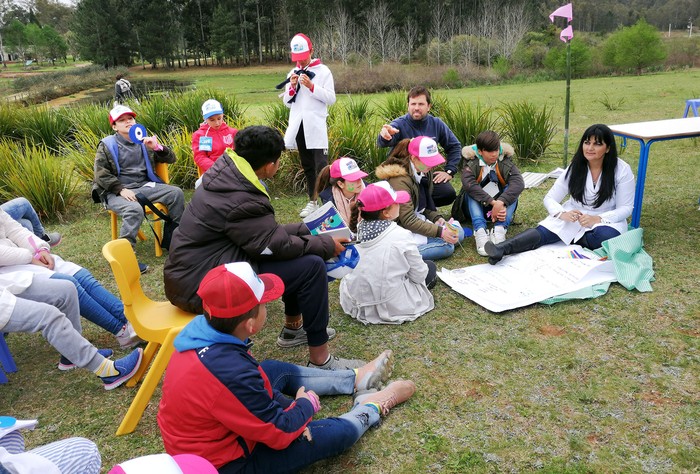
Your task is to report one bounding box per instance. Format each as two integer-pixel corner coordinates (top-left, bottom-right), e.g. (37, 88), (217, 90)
(330, 157), (368, 181)
(198, 262), (284, 318)
(358, 180), (410, 212)
(109, 453), (217, 474)
(408, 136), (446, 168)
(109, 105), (136, 125)
(290, 33), (312, 61)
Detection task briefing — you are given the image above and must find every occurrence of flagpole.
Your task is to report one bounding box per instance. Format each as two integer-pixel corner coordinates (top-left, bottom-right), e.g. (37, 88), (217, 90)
(563, 33), (571, 168)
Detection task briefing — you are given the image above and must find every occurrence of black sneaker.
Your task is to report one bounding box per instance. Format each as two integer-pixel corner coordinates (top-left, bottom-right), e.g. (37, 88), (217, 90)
(138, 262), (149, 274)
(277, 327), (336, 348)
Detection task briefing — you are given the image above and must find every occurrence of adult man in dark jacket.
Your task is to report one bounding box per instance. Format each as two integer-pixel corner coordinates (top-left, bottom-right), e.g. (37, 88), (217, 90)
(377, 85), (461, 207)
(164, 126), (362, 370)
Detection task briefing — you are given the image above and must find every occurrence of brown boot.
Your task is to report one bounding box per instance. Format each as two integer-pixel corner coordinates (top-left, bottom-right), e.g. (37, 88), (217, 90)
(354, 380), (416, 416)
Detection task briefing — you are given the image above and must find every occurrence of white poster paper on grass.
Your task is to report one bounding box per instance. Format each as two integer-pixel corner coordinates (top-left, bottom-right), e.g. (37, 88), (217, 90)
(437, 243), (616, 313)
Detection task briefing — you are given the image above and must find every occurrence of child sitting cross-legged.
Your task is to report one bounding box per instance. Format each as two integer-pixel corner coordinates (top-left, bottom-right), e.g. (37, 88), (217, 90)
(340, 181), (437, 324)
(157, 261), (416, 473)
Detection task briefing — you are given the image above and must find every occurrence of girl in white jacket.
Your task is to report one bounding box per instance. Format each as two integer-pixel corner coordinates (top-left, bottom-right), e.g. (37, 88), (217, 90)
(339, 181), (436, 325)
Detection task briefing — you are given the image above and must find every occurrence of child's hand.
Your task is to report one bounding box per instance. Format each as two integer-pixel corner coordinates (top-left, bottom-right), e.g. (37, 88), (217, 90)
(31, 250), (55, 270)
(440, 226), (459, 244)
(295, 386), (321, 413)
(332, 238), (349, 256)
(143, 136), (163, 151)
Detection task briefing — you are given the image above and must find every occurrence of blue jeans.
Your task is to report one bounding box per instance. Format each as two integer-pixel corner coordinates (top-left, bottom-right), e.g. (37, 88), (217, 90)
(1, 197), (46, 238)
(536, 225), (621, 250)
(465, 195), (518, 232)
(218, 360), (380, 474)
(50, 268), (127, 335)
(417, 223), (466, 261)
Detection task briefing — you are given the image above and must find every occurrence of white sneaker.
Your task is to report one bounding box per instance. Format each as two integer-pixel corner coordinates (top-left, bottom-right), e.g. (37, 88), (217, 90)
(115, 322), (141, 349)
(493, 226), (507, 244)
(474, 228), (489, 256)
(299, 201), (318, 218)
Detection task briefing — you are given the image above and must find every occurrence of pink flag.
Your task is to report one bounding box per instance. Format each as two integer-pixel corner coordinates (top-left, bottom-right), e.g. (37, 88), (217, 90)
(560, 25), (574, 42)
(549, 3), (573, 22)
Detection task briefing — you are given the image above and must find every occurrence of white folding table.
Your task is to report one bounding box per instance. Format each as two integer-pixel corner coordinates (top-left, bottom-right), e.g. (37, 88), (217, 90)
(609, 117), (700, 227)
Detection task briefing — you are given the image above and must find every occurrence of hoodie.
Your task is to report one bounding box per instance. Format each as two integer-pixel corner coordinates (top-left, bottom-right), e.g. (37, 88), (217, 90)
(191, 122), (238, 172)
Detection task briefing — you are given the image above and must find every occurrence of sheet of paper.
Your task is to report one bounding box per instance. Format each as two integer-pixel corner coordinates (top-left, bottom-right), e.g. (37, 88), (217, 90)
(483, 181), (500, 197)
(437, 243), (616, 312)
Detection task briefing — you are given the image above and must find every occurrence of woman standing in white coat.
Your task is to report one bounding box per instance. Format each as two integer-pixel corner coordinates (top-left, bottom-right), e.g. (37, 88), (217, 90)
(485, 124), (635, 264)
(282, 33), (336, 218)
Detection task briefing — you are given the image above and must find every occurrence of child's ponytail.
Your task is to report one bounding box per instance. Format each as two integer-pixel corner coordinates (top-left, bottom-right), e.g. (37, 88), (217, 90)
(349, 200), (362, 233)
(312, 165), (332, 201)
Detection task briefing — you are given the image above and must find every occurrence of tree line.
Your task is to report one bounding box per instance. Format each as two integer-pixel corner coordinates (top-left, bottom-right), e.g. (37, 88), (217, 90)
(0, 0), (698, 68)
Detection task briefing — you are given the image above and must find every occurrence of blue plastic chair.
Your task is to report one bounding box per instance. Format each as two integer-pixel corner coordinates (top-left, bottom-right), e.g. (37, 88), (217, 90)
(0, 334), (17, 383)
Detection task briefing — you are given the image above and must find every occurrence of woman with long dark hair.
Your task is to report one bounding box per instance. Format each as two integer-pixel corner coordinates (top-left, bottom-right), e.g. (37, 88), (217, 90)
(486, 124), (635, 264)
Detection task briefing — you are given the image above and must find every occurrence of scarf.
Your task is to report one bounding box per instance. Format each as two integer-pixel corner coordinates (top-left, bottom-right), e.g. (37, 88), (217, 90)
(357, 219), (392, 243)
(276, 59), (321, 104)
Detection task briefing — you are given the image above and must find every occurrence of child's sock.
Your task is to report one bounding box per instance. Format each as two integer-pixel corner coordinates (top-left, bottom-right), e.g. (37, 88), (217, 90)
(284, 314), (303, 330)
(364, 402), (381, 414)
(93, 359), (118, 377)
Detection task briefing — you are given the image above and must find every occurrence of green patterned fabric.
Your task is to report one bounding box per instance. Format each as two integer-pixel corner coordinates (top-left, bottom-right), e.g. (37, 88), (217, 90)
(540, 227), (654, 305)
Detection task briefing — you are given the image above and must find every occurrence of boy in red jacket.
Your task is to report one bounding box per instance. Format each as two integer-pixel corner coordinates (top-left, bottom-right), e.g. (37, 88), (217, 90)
(158, 262), (415, 472)
(191, 99), (238, 173)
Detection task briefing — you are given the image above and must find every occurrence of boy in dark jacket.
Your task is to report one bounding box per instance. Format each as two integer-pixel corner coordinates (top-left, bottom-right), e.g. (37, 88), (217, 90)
(460, 130), (524, 256)
(164, 126), (360, 370)
(158, 262), (415, 472)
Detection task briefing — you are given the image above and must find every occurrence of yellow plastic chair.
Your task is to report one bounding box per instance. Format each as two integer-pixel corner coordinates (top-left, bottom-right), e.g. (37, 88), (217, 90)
(102, 238), (195, 435)
(109, 162), (170, 257)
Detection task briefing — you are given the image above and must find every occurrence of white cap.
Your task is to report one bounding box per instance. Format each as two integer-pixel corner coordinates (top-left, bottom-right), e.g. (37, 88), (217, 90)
(201, 99), (224, 119)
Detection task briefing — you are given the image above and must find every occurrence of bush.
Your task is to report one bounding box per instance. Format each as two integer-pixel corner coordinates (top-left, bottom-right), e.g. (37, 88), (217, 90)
(61, 126), (101, 184)
(602, 19), (666, 74)
(12, 66), (127, 105)
(17, 105), (73, 152)
(544, 39), (593, 79)
(0, 103), (20, 141)
(500, 101), (556, 162)
(440, 100), (499, 147)
(376, 92), (406, 123)
(133, 93), (175, 136)
(262, 102), (290, 134)
(0, 140), (79, 221)
(63, 103), (114, 138)
(163, 127), (198, 189)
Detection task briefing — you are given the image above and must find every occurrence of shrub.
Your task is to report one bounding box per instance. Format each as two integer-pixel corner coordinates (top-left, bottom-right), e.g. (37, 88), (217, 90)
(499, 101), (556, 162)
(544, 39), (593, 79)
(61, 126), (101, 184)
(328, 115), (384, 175)
(63, 103), (114, 138)
(342, 96), (374, 124)
(262, 102), (290, 133)
(17, 105), (73, 151)
(0, 103), (20, 141)
(602, 19), (666, 74)
(442, 68), (462, 88)
(492, 57), (511, 77)
(0, 140), (79, 221)
(163, 127), (198, 189)
(596, 92), (626, 111)
(440, 100), (498, 147)
(268, 150), (305, 195)
(376, 92), (406, 123)
(133, 93), (175, 137)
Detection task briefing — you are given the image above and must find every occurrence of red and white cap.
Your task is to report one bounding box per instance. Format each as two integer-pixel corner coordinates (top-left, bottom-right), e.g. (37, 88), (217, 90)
(330, 157), (368, 181)
(109, 104), (136, 125)
(408, 136), (446, 168)
(290, 33), (312, 61)
(197, 262), (284, 318)
(109, 453), (217, 474)
(358, 181), (410, 212)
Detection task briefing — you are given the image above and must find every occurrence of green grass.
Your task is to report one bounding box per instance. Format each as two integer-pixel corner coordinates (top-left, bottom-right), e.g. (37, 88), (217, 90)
(1, 67), (699, 473)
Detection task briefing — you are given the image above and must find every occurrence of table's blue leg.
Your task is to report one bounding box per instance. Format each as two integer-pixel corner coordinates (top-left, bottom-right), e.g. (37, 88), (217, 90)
(631, 140), (651, 228)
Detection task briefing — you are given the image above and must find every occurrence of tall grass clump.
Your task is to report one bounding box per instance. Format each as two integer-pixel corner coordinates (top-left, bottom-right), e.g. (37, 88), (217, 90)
(376, 92), (407, 122)
(500, 101), (557, 162)
(0, 140), (79, 220)
(328, 115), (385, 174)
(61, 126), (102, 183)
(0, 102), (20, 140)
(342, 96), (374, 123)
(268, 151), (305, 195)
(17, 105), (73, 151)
(163, 127), (198, 189)
(133, 94), (175, 136)
(263, 102), (290, 133)
(441, 100), (498, 147)
(168, 89), (213, 132)
(596, 92), (626, 111)
(63, 103), (114, 138)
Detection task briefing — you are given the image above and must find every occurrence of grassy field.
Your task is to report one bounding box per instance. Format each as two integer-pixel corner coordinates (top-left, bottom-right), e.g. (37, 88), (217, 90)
(1, 66), (699, 473)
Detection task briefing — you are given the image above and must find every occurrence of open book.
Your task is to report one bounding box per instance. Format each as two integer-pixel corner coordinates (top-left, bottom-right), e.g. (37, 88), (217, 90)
(302, 202), (352, 240)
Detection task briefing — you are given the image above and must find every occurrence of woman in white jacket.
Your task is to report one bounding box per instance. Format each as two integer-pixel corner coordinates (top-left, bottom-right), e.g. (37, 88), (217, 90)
(485, 124), (635, 264)
(340, 181), (436, 325)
